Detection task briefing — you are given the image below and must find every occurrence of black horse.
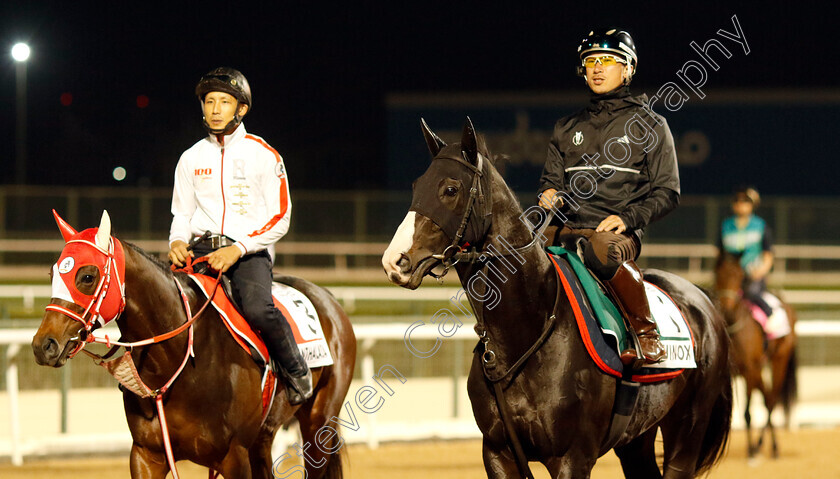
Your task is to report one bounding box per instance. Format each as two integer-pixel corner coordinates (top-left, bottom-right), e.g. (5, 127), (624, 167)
(382, 118), (732, 478)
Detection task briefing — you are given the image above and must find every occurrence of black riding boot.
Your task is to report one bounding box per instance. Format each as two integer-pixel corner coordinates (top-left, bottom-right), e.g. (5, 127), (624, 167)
(261, 324), (313, 405)
(604, 261), (667, 366)
(223, 249), (314, 405)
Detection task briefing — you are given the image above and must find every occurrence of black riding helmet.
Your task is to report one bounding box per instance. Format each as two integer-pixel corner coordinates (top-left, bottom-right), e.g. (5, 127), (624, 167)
(195, 67), (252, 134)
(576, 29), (638, 82)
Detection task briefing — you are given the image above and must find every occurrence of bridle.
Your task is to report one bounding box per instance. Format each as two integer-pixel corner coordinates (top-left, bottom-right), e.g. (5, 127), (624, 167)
(714, 256), (747, 333)
(44, 234), (222, 479)
(45, 237), (126, 359)
(423, 151), (539, 279)
(416, 150), (553, 479)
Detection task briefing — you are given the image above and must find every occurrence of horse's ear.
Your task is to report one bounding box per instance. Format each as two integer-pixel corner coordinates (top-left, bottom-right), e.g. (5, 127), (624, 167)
(420, 118), (446, 157)
(461, 116), (478, 164)
(52, 209), (77, 242)
(95, 210), (112, 251)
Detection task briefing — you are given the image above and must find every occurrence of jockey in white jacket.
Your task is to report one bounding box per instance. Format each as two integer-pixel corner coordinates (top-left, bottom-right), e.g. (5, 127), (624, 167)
(169, 122), (291, 260)
(168, 67), (312, 405)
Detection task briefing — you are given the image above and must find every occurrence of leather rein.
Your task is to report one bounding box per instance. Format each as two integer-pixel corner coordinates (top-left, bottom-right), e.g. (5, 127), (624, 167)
(45, 237), (222, 479)
(422, 151), (558, 479)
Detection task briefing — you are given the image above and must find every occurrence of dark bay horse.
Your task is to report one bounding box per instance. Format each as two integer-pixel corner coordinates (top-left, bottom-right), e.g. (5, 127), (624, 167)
(32, 211), (356, 478)
(382, 118), (732, 478)
(714, 252), (797, 459)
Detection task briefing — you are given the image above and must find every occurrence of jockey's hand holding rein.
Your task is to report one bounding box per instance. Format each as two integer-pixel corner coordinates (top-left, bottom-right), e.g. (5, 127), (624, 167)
(168, 239), (241, 272)
(538, 188), (566, 210)
(168, 240), (194, 267)
(539, 189), (626, 234)
(207, 245), (243, 273)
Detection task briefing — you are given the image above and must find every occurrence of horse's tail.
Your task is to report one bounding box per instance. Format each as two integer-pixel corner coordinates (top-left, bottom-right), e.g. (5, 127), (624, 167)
(322, 431), (346, 479)
(695, 374), (733, 475)
(781, 345), (798, 428)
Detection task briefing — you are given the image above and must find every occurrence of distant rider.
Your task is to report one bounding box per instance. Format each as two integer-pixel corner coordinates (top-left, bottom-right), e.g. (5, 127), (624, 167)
(718, 186), (775, 321)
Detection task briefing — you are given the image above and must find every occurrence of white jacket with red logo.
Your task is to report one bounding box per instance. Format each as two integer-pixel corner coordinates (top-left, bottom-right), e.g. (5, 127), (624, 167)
(169, 123), (291, 256)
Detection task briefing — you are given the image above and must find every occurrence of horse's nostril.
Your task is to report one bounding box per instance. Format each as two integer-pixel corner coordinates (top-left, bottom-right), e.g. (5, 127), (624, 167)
(396, 254), (410, 271)
(44, 337), (58, 355)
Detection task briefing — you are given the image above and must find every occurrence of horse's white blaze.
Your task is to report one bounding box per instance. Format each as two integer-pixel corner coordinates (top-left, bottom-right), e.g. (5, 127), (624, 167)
(382, 212), (416, 283)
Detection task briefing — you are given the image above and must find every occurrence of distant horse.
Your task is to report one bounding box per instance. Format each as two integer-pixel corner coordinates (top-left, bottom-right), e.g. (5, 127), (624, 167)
(714, 252), (797, 459)
(32, 211), (356, 478)
(382, 118), (732, 478)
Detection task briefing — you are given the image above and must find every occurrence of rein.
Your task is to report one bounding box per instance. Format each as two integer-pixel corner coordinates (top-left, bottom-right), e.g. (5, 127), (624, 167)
(421, 149), (557, 478)
(469, 261), (563, 479)
(54, 258), (222, 479)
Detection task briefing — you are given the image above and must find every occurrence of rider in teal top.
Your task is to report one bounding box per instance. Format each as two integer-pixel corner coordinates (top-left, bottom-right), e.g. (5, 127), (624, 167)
(718, 186), (775, 318)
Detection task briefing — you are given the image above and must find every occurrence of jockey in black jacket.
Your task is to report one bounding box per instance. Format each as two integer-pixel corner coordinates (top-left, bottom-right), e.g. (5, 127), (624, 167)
(538, 29), (680, 365)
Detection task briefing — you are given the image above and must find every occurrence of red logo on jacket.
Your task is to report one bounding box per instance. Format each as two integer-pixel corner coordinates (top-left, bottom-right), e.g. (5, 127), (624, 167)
(194, 168), (212, 176)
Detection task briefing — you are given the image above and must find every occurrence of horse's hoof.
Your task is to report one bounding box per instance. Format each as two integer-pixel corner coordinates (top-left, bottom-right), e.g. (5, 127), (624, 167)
(748, 457), (762, 468)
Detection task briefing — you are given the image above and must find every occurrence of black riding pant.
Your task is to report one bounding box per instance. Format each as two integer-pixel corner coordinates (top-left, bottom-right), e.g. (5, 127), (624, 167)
(194, 247), (308, 376)
(743, 278), (773, 317)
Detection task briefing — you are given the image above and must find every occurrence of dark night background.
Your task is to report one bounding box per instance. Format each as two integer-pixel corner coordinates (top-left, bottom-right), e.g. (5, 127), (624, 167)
(0, 1), (833, 193)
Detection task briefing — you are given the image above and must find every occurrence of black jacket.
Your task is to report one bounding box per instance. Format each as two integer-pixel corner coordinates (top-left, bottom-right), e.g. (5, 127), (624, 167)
(538, 90), (680, 237)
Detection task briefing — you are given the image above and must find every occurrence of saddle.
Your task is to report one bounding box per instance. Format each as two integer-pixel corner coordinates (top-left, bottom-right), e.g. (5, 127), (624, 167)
(173, 256), (334, 369)
(546, 246), (695, 382)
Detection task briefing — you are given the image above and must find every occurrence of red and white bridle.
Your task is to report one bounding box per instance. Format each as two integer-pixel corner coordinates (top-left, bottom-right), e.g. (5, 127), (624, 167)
(45, 235), (126, 358)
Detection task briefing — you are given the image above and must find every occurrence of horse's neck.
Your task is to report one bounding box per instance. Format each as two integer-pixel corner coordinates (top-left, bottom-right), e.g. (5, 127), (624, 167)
(457, 171), (562, 357)
(715, 258), (744, 291)
(118, 247), (191, 342)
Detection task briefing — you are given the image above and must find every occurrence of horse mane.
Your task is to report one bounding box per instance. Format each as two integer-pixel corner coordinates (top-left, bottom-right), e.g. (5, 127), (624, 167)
(474, 132), (508, 168)
(123, 241), (174, 277)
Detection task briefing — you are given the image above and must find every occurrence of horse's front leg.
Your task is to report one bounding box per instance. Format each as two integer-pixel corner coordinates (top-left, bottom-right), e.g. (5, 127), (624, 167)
(544, 449), (597, 479)
(129, 442), (169, 479)
(217, 443), (252, 479)
(482, 436), (523, 478)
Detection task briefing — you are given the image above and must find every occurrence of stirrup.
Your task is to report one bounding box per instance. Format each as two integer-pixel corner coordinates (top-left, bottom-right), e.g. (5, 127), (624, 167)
(282, 366), (313, 406)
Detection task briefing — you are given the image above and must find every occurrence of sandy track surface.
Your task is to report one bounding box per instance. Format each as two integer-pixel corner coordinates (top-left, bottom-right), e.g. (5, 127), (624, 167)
(1, 428), (838, 478)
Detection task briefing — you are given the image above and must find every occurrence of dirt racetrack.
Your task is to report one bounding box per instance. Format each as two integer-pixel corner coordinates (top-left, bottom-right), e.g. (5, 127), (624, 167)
(1, 428), (839, 478)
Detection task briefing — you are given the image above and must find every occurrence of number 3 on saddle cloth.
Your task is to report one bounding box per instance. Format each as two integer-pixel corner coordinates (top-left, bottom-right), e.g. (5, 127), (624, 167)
(546, 246), (697, 383)
(174, 257), (334, 411)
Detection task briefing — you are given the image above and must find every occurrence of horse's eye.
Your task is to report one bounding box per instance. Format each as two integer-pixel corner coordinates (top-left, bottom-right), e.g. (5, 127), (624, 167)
(82, 274), (94, 284)
(444, 186), (458, 197)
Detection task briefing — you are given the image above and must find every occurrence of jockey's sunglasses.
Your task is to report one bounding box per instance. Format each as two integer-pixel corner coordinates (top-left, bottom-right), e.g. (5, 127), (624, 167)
(582, 55), (627, 67)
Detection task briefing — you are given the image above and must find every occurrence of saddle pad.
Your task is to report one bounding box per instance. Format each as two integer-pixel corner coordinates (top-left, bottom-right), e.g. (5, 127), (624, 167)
(749, 292), (792, 340)
(548, 248), (694, 382)
(643, 282), (696, 369)
(271, 282), (334, 368)
(187, 275), (333, 368)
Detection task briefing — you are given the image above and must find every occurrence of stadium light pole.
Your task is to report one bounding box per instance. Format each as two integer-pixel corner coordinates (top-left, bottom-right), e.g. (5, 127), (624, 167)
(12, 42), (30, 185)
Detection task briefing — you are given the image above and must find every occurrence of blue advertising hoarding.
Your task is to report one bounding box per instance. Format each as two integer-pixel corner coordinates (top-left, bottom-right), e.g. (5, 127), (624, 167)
(386, 89), (840, 197)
